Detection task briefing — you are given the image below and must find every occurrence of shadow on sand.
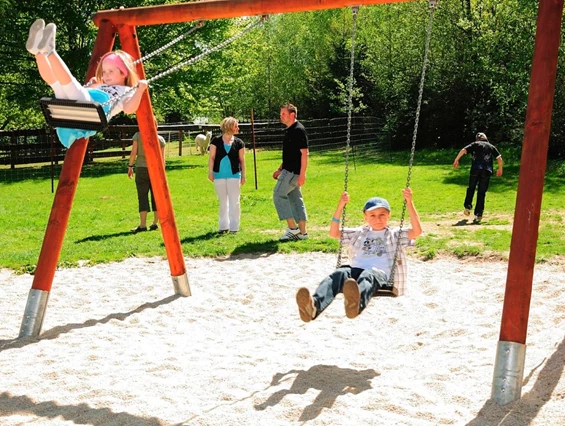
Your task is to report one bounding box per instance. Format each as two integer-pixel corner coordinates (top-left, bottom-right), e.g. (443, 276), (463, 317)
(466, 336), (565, 425)
(254, 365), (379, 422)
(0, 294), (181, 352)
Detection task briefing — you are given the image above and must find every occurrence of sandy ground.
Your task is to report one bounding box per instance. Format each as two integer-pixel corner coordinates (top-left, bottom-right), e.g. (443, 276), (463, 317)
(1, 252), (564, 426)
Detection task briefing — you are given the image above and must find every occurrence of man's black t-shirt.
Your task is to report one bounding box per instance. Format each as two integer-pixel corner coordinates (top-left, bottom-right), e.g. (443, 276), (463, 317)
(282, 121), (309, 174)
(464, 141), (501, 174)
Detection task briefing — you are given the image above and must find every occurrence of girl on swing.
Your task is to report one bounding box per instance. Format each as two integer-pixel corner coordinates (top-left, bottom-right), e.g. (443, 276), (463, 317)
(26, 19), (148, 145)
(296, 188), (422, 322)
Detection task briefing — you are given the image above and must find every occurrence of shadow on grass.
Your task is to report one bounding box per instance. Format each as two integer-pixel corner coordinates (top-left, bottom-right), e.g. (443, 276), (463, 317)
(81, 161), (201, 178)
(77, 229), (232, 247)
(178, 232), (326, 260)
(179, 233), (283, 260)
(0, 161), (201, 184)
(452, 219), (488, 227)
(228, 240), (281, 258)
(74, 230), (136, 243)
(180, 231), (222, 244)
(453, 219), (484, 227)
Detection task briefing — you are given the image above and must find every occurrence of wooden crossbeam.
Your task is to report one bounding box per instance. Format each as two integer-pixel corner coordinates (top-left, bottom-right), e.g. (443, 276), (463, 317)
(93, 0), (415, 27)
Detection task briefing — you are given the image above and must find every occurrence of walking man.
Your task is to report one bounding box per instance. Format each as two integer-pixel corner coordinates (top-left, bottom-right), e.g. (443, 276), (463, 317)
(273, 104), (309, 241)
(453, 132), (503, 223)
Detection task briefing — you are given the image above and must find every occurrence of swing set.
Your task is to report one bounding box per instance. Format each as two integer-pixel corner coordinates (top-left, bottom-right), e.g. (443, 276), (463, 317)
(19, 0), (565, 409)
(40, 0), (438, 297)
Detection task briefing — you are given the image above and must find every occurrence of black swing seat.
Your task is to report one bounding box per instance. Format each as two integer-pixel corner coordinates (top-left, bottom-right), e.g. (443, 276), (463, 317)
(39, 97), (109, 132)
(374, 286), (399, 297)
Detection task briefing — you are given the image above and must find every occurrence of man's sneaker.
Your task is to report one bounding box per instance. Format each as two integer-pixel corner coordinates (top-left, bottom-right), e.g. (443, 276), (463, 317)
(464, 209), (471, 216)
(343, 278), (360, 319)
(38, 22), (56, 55)
(296, 232), (309, 240)
(26, 19), (45, 55)
(473, 215), (482, 223)
(279, 228), (300, 241)
(296, 287), (317, 322)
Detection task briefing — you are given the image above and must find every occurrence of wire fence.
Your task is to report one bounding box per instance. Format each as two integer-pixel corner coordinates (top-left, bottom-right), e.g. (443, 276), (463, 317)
(0, 116), (390, 183)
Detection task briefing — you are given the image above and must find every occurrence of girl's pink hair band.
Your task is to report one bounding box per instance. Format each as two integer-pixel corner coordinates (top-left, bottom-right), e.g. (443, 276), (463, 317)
(103, 53), (129, 78)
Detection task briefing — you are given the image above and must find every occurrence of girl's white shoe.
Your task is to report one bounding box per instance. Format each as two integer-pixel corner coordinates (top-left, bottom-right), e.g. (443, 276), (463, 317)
(26, 19), (45, 55)
(37, 22), (56, 55)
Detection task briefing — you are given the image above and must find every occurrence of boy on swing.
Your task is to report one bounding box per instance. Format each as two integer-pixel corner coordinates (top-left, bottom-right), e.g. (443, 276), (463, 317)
(296, 188), (422, 322)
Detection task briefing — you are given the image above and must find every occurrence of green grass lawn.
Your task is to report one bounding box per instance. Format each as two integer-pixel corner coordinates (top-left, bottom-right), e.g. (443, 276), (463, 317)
(2, 145), (565, 272)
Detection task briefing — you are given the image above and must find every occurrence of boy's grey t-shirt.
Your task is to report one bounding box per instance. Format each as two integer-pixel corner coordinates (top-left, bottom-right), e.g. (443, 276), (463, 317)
(350, 229), (390, 277)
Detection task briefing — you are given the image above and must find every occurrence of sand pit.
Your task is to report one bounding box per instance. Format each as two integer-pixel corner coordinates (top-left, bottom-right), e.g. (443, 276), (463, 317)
(1, 253), (564, 425)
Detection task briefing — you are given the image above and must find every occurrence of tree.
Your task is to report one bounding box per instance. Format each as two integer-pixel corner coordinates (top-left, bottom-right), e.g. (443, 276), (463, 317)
(0, 0), (561, 156)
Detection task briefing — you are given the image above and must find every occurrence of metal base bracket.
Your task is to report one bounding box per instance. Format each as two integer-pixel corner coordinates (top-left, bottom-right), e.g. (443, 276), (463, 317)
(172, 273), (191, 297)
(491, 340), (527, 405)
(19, 289), (50, 338)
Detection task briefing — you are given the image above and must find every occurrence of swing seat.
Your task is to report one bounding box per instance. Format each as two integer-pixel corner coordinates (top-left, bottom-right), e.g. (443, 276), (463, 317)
(39, 97), (109, 132)
(374, 286), (399, 297)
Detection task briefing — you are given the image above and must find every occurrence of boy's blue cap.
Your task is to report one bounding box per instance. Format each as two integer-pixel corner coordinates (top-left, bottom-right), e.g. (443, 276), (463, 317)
(363, 197), (390, 212)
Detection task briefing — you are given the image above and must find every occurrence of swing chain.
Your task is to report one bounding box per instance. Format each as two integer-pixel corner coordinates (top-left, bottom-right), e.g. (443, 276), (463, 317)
(103, 17), (266, 118)
(133, 20), (205, 66)
(336, 6), (359, 269)
(146, 16), (266, 85)
(388, 0), (436, 286)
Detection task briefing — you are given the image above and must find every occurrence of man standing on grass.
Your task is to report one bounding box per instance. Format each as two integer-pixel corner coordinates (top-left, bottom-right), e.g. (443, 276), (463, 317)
(453, 132), (503, 223)
(272, 103), (309, 241)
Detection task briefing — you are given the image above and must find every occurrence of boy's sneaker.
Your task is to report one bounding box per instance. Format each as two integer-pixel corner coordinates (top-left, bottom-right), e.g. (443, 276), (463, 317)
(473, 215), (482, 223)
(279, 228), (300, 241)
(26, 19), (45, 55)
(343, 278), (360, 319)
(297, 232), (309, 240)
(464, 208), (471, 216)
(38, 22), (56, 54)
(296, 287), (316, 322)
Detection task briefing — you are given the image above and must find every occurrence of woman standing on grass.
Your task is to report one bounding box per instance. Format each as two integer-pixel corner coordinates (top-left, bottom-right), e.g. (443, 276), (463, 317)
(208, 117), (246, 234)
(128, 120), (166, 233)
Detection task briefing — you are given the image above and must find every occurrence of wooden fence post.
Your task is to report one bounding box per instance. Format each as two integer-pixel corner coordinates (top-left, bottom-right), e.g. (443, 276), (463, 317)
(178, 130), (183, 156)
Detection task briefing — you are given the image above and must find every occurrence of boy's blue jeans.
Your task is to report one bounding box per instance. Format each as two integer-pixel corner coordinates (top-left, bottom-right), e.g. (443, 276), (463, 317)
(312, 266), (388, 318)
(273, 169), (308, 223)
(464, 169), (492, 216)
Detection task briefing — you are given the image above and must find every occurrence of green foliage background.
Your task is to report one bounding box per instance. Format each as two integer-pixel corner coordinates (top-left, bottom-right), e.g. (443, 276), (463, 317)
(1, 1), (564, 151)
